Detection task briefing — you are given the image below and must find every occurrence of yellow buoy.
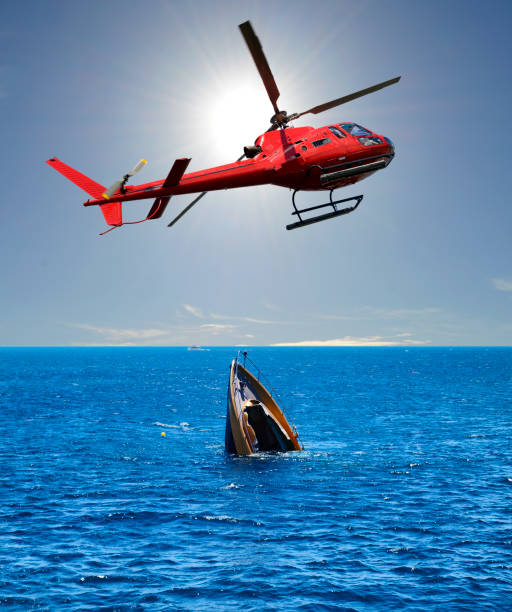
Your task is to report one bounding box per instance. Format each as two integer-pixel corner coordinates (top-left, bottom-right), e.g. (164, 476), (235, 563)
(161, 432), (166, 437)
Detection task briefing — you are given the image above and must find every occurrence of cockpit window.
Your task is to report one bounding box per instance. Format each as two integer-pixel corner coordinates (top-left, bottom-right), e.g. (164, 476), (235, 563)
(358, 136), (383, 146)
(340, 123), (371, 136)
(328, 126), (345, 139)
(312, 137), (331, 148)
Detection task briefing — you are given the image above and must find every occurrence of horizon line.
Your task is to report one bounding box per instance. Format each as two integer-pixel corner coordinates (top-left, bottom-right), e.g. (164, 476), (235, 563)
(0, 345), (510, 349)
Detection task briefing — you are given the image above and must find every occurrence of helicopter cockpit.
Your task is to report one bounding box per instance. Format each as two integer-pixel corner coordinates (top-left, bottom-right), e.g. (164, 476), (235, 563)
(339, 123), (372, 136)
(339, 123), (390, 147)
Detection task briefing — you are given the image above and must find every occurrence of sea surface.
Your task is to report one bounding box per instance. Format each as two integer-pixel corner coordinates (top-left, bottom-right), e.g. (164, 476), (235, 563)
(1, 347), (511, 610)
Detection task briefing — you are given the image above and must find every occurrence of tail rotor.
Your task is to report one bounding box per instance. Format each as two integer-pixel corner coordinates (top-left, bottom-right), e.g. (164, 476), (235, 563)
(103, 159), (147, 199)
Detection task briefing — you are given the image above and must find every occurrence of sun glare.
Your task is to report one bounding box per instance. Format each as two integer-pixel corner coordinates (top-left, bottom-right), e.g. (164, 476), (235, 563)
(205, 79), (271, 161)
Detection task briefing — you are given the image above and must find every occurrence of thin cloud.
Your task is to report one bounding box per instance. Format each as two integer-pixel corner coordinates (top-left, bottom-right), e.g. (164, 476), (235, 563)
(210, 313), (282, 324)
(183, 304), (204, 318)
(200, 323), (237, 334)
(316, 313), (365, 321)
(72, 324), (168, 341)
(492, 278), (512, 292)
(263, 302), (282, 313)
(317, 307), (441, 321)
(363, 307), (441, 319)
(272, 334), (430, 347)
(71, 341), (139, 347)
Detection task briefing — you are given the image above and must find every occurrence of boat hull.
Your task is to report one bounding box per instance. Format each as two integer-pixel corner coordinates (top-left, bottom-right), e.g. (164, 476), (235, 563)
(226, 359), (302, 455)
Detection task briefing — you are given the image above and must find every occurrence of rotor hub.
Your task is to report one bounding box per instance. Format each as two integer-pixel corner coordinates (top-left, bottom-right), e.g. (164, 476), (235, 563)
(270, 110), (289, 128)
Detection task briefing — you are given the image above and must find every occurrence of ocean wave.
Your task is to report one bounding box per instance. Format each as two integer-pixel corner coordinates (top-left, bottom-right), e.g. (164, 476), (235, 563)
(1, 346), (511, 609)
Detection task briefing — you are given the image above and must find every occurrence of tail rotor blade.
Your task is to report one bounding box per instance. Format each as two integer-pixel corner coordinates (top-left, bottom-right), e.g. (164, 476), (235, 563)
(103, 180), (123, 199)
(127, 159), (147, 177)
(102, 159), (147, 199)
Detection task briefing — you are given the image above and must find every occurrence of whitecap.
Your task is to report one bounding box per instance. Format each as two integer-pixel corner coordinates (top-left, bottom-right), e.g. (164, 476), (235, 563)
(80, 575), (108, 582)
(202, 515), (239, 523)
(153, 421), (191, 431)
(388, 547), (409, 554)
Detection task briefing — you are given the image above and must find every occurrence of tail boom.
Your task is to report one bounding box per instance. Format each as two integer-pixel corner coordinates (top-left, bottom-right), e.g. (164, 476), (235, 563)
(49, 154), (273, 231)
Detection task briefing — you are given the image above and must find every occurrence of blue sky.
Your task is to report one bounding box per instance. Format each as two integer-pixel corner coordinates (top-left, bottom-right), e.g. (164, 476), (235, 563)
(1, 0), (511, 346)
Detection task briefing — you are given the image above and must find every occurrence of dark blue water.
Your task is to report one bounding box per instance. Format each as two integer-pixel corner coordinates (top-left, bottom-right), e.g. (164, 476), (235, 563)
(1, 347), (511, 610)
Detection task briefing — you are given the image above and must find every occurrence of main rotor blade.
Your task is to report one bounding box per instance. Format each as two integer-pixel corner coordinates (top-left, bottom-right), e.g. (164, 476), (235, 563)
(239, 21), (280, 115)
(168, 154), (245, 228)
(294, 77), (401, 119)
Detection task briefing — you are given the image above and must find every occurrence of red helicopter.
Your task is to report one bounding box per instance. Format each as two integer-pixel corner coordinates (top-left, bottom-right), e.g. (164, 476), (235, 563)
(47, 21), (400, 233)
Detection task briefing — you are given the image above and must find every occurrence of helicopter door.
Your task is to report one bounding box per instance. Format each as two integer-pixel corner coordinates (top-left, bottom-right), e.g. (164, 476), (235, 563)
(302, 132), (338, 166)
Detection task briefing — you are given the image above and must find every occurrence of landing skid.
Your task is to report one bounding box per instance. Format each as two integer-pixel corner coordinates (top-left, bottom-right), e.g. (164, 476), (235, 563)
(286, 189), (363, 231)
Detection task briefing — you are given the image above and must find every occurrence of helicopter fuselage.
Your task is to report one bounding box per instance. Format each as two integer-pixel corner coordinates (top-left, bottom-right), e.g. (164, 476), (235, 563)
(83, 122), (394, 209)
(84, 123), (394, 206)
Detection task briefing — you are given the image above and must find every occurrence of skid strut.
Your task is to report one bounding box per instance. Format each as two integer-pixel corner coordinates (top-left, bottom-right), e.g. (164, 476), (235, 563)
(286, 189), (363, 230)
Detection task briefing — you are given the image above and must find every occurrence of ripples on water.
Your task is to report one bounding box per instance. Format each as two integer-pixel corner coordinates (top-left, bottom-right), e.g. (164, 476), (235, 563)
(0, 347), (511, 609)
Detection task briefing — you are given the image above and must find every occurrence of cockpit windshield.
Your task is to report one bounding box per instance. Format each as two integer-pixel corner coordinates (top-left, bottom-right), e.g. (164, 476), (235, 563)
(339, 123), (372, 136)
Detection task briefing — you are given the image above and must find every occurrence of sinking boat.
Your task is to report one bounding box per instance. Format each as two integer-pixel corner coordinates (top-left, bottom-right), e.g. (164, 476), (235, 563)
(226, 352), (303, 455)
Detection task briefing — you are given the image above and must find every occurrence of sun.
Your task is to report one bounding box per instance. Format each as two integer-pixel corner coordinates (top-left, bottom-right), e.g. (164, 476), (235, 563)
(205, 77), (272, 161)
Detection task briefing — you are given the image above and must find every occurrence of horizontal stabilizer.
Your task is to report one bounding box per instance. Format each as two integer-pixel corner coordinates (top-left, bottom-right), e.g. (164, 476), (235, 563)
(146, 158), (191, 221)
(46, 157), (106, 200)
(163, 158), (191, 188)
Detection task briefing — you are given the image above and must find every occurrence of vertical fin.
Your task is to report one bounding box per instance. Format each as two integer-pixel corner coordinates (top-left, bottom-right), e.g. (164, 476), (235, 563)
(47, 157), (121, 226)
(46, 158), (106, 200)
(99, 202), (122, 226)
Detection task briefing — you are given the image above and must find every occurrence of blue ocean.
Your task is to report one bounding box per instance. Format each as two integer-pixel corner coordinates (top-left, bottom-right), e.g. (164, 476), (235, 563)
(1, 347), (511, 610)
